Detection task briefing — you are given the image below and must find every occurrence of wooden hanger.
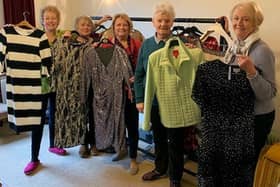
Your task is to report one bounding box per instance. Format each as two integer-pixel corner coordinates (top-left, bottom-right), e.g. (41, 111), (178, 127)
(16, 11), (35, 29)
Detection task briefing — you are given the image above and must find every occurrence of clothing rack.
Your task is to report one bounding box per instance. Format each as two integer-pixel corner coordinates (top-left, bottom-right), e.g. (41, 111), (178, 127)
(91, 16), (225, 26)
(92, 15), (226, 178)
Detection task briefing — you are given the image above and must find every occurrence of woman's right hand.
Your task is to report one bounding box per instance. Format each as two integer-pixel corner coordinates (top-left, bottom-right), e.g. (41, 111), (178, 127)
(63, 30), (72, 38)
(136, 103), (144, 113)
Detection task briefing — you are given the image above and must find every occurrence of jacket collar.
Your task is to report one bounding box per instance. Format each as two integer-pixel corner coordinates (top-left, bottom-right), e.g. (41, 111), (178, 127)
(159, 36), (191, 66)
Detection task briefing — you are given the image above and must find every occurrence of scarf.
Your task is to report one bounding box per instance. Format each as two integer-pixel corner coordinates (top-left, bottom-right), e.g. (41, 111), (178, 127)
(224, 31), (260, 64)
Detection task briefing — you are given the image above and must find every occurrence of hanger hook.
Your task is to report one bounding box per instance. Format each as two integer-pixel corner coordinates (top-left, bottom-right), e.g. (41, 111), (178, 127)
(23, 11), (30, 21)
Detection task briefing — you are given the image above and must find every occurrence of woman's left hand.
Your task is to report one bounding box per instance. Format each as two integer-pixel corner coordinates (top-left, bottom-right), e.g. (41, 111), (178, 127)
(236, 55), (257, 76)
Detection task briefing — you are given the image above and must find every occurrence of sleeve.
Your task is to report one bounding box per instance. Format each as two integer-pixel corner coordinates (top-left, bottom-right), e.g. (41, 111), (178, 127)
(248, 45), (276, 101)
(39, 33), (52, 77)
(134, 43), (146, 103)
(143, 57), (156, 131)
(0, 28), (7, 73)
(191, 65), (206, 110)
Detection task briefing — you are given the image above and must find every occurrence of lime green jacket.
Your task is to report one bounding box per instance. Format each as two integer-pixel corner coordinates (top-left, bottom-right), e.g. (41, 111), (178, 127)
(143, 37), (203, 130)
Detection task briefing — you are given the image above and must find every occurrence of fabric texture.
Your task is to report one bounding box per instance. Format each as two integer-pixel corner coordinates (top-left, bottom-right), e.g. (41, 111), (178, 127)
(51, 38), (90, 148)
(143, 36), (203, 130)
(0, 26), (51, 132)
(192, 60), (255, 187)
(82, 45), (133, 153)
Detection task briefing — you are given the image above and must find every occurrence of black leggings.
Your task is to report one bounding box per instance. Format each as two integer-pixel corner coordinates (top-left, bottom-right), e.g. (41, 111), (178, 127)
(31, 95), (49, 162)
(125, 98), (139, 159)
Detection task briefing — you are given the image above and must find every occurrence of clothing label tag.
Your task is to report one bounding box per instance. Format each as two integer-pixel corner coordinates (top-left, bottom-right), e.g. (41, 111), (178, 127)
(173, 49), (179, 58)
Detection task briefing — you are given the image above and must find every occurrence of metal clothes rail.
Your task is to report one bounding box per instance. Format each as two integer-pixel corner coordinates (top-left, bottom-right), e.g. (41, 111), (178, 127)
(91, 16), (224, 25)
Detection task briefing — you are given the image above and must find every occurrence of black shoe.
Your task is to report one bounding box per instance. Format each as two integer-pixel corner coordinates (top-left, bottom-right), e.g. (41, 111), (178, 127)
(170, 180), (181, 187)
(142, 170), (166, 181)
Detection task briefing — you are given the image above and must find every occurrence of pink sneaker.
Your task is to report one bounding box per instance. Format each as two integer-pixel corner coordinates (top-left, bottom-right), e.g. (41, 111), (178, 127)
(48, 147), (67, 155)
(24, 161), (40, 175)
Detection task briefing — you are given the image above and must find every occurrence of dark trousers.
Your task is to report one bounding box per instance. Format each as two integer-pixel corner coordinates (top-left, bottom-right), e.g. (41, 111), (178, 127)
(48, 92), (56, 147)
(83, 85), (95, 146)
(31, 94), (48, 162)
(254, 111), (275, 164)
(151, 105), (185, 181)
(125, 98), (139, 159)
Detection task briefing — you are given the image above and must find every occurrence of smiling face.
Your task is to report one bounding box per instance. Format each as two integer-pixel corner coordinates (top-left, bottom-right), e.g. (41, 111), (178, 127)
(76, 17), (93, 38)
(43, 10), (59, 32)
(231, 6), (256, 41)
(152, 12), (173, 40)
(113, 17), (130, 40)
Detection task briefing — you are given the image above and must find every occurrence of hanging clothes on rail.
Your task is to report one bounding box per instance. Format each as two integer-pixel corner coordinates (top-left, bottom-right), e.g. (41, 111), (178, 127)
(0, 25), (52, 132)
(82, 43), (133, 153)
(51, 37), (92, 148)
(192, 59), (255, 187)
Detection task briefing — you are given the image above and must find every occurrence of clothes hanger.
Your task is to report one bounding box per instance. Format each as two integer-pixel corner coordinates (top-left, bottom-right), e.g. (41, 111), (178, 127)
(200, 22), (232, 45)
(199, 22), (233, 62)
(184, 26), (203, 37)
(93, 25), (108, 33)
(16, 11), (35, 29)
(96, 37), (115, 48)
(172, 26), (185, 36)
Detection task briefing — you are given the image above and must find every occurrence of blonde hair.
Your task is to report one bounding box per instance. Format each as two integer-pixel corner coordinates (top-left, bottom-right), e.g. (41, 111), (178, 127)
(74, 16), (94, 31)
(153, 1), (175, 20)
(40, 5), (61, 26)
(230, 1), (264, 30)
(112, 13), (133, 33)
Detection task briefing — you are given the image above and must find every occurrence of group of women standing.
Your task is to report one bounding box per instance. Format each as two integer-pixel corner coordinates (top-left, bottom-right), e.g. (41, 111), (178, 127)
(0, 1), (275, 187)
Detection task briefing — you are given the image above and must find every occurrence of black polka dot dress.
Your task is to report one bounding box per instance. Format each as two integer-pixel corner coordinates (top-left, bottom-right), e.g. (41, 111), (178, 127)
(192, 60), (255, 187)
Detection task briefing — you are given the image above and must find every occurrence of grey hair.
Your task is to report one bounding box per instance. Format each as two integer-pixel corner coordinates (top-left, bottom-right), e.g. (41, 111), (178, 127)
(230, 1), (264, 30)
(153, 1), (175, 20)
(74, 16), (94, 31)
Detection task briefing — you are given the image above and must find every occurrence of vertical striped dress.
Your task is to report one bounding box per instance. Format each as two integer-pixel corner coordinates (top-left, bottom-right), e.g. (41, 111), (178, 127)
(0, 26), (52, 132)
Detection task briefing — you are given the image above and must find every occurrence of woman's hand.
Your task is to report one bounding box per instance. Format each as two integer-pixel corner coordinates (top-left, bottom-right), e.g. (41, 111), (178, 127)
(136, 103), (144, 113)
(63, 30), (72, 38)
(236, 55), (257, 77)
(96, 15), (112, 25)
(129, 76), (135, 84)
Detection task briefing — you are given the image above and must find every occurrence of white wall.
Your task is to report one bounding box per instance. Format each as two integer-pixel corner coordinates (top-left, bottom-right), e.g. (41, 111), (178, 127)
(34, 0), (280, 54)
(23, 0), (280, 133)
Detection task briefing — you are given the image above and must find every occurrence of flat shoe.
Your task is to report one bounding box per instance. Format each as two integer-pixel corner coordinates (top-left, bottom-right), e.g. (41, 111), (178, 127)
(24, 161), (40, 175)
(142, 170), (166, 181)
(79, 145), (90, 158)
(129, 164), (139, 175)
(90, 146), (99, 156)
(48, 147), (67, 155)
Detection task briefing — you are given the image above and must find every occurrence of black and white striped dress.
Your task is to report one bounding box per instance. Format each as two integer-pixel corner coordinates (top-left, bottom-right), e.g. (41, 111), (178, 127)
(0, 26), (52, 132)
